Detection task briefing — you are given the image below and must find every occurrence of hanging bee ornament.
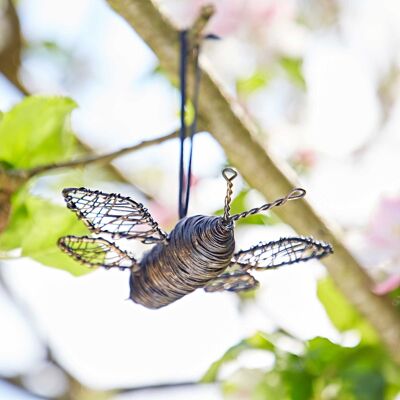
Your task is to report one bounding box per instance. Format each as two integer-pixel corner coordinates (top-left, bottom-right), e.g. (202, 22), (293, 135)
(58, 168), (332, 309)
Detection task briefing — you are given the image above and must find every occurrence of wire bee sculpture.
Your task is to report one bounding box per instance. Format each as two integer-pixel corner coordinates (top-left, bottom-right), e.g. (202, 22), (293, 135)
(58, 168), (332, 309)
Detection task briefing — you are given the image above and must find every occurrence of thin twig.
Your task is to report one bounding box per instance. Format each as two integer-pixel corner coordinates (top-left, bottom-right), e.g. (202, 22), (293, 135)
(22, 129), (180, 179)
(0, 270), (210, 398)
(119, 380), (215, 393)
(0, 129), (182, 229)
(189, 4), (215, 45)
(0, 377), (48, 400)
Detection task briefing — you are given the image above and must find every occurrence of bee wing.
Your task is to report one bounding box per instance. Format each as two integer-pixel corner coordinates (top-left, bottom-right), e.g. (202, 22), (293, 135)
(232, 237), (333, 270)
(58, 235), (139, 271)
(62, 188), (167, 243)
(204, 271), (259, 292)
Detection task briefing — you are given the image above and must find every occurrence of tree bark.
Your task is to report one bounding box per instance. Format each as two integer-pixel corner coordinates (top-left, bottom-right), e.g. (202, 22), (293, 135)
(106, 0), (400, 364)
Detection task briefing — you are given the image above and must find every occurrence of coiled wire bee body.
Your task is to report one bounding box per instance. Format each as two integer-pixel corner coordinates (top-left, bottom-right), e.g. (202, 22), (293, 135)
(58, 168), (333, 309)
(131, 215), (235, 308)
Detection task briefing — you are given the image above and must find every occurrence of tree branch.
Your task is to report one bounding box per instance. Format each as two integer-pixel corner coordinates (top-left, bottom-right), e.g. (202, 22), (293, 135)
(0, 377), (48, 400)
(0, 129), (181, 234)
(106, 0), (400, 364)
(189, 4), (215, 44)
(22, 129), (180, 179)
(118, 380), (212, 394)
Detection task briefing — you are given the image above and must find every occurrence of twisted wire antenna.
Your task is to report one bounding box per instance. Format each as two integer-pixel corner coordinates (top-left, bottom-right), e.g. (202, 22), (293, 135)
(222, 167), (238, 221)
(230, 187), (306, 222)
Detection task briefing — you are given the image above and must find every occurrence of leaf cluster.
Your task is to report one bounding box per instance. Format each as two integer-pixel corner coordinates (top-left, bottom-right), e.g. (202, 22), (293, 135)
(203, 278), (400, 399)
(0, 96), (90, 275)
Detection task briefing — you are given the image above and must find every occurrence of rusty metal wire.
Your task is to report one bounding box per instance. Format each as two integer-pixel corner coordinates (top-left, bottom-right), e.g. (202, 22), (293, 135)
(58, 235), (139, 271)
(232, 236), (332, 270)
(62, 188), (167, 243)
(204, 271), (259, 292)
(222, 167), (238, 222)
(230, 187), (306, 222)
(58, 168), (332, 309)
(130, 215), (235, 308)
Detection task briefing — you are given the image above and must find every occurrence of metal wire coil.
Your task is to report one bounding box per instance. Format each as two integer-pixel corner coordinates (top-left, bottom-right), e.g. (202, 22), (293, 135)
(129, 215), (235, 309)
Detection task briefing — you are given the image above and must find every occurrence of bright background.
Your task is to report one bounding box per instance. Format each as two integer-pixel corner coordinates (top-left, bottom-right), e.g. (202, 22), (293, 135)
(1, 0), (400, 398)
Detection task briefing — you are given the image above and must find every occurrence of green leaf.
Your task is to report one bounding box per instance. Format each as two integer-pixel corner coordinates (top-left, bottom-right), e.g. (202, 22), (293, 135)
(0, 187), (91, 276)
(236, 70), (272, 96)
(305, 337), (390, 399)
(388, 287), (400, 312)
(201, 332), (275, 383)
(280, 57), (306, 89)
(281, 355), (314, 400)
(184, 101), (195, 126)
(305, 337), (347, 375)
(246, 332), (275, 351)
(253, 372), (286, 400)
(28, 246), (92, 277)
(202, 342), (249, 383)
(205, 331), (399, 399)
(222, 369), (286, 400)
(317, 278), (378, 343)
(339, 351), (386, 400)
(0, 187), (30, 250)
(19, 195), (91, 276)
(0, 96), (77, 168)
(0, 160), (15, 170)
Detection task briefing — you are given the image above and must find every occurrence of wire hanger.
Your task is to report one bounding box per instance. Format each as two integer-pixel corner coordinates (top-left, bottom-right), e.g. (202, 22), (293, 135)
(178, 30), (202, 219)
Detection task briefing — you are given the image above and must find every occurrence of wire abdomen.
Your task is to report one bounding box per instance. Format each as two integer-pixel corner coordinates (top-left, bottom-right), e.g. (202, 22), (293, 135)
(129, 215), (235, 309)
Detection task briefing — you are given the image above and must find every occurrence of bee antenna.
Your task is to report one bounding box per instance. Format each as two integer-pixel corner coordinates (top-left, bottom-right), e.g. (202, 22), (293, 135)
(222, 167), (238, 222)
(230, 185), (306, 222)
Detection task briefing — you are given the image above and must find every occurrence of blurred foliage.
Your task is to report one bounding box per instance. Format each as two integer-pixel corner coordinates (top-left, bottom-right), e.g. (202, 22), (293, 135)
(0, 96), (77, 168)
(203, 278), (400, 399)
(236, 56), (305, 98)
(1, 189), (90, 276)
(25, 40), (72, 60)
(236, 71), (273, 97)
(202, 332), (275, 383)
(0, 96), (90, 275)
(318, 278), (379, 344)
(389, 287), (400, 312)
(279, 57), (306, 89)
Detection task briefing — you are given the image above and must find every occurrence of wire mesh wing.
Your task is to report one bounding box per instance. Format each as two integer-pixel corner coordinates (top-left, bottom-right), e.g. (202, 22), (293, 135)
(232, 237), (333, 270)
(58, 235), (139, 271)
(204, 271), (259, 292)
(62, 188), (167, 243)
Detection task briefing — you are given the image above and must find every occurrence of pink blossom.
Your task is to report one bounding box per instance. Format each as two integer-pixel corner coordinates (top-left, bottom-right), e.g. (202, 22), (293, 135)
(148, 201), (177, 230)
(373, 274), (400, 295)
(182, 0), (295, 37)
(291, 148), (317, 171)
(366, 196), (400, 251)
(147, 175), (200, 229)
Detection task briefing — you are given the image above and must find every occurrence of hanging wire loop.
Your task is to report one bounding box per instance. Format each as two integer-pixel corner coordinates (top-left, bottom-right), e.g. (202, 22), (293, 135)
(178, 29), (189, 219)
(222, 167), (238, 222)
(177, 6), (216, 220)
